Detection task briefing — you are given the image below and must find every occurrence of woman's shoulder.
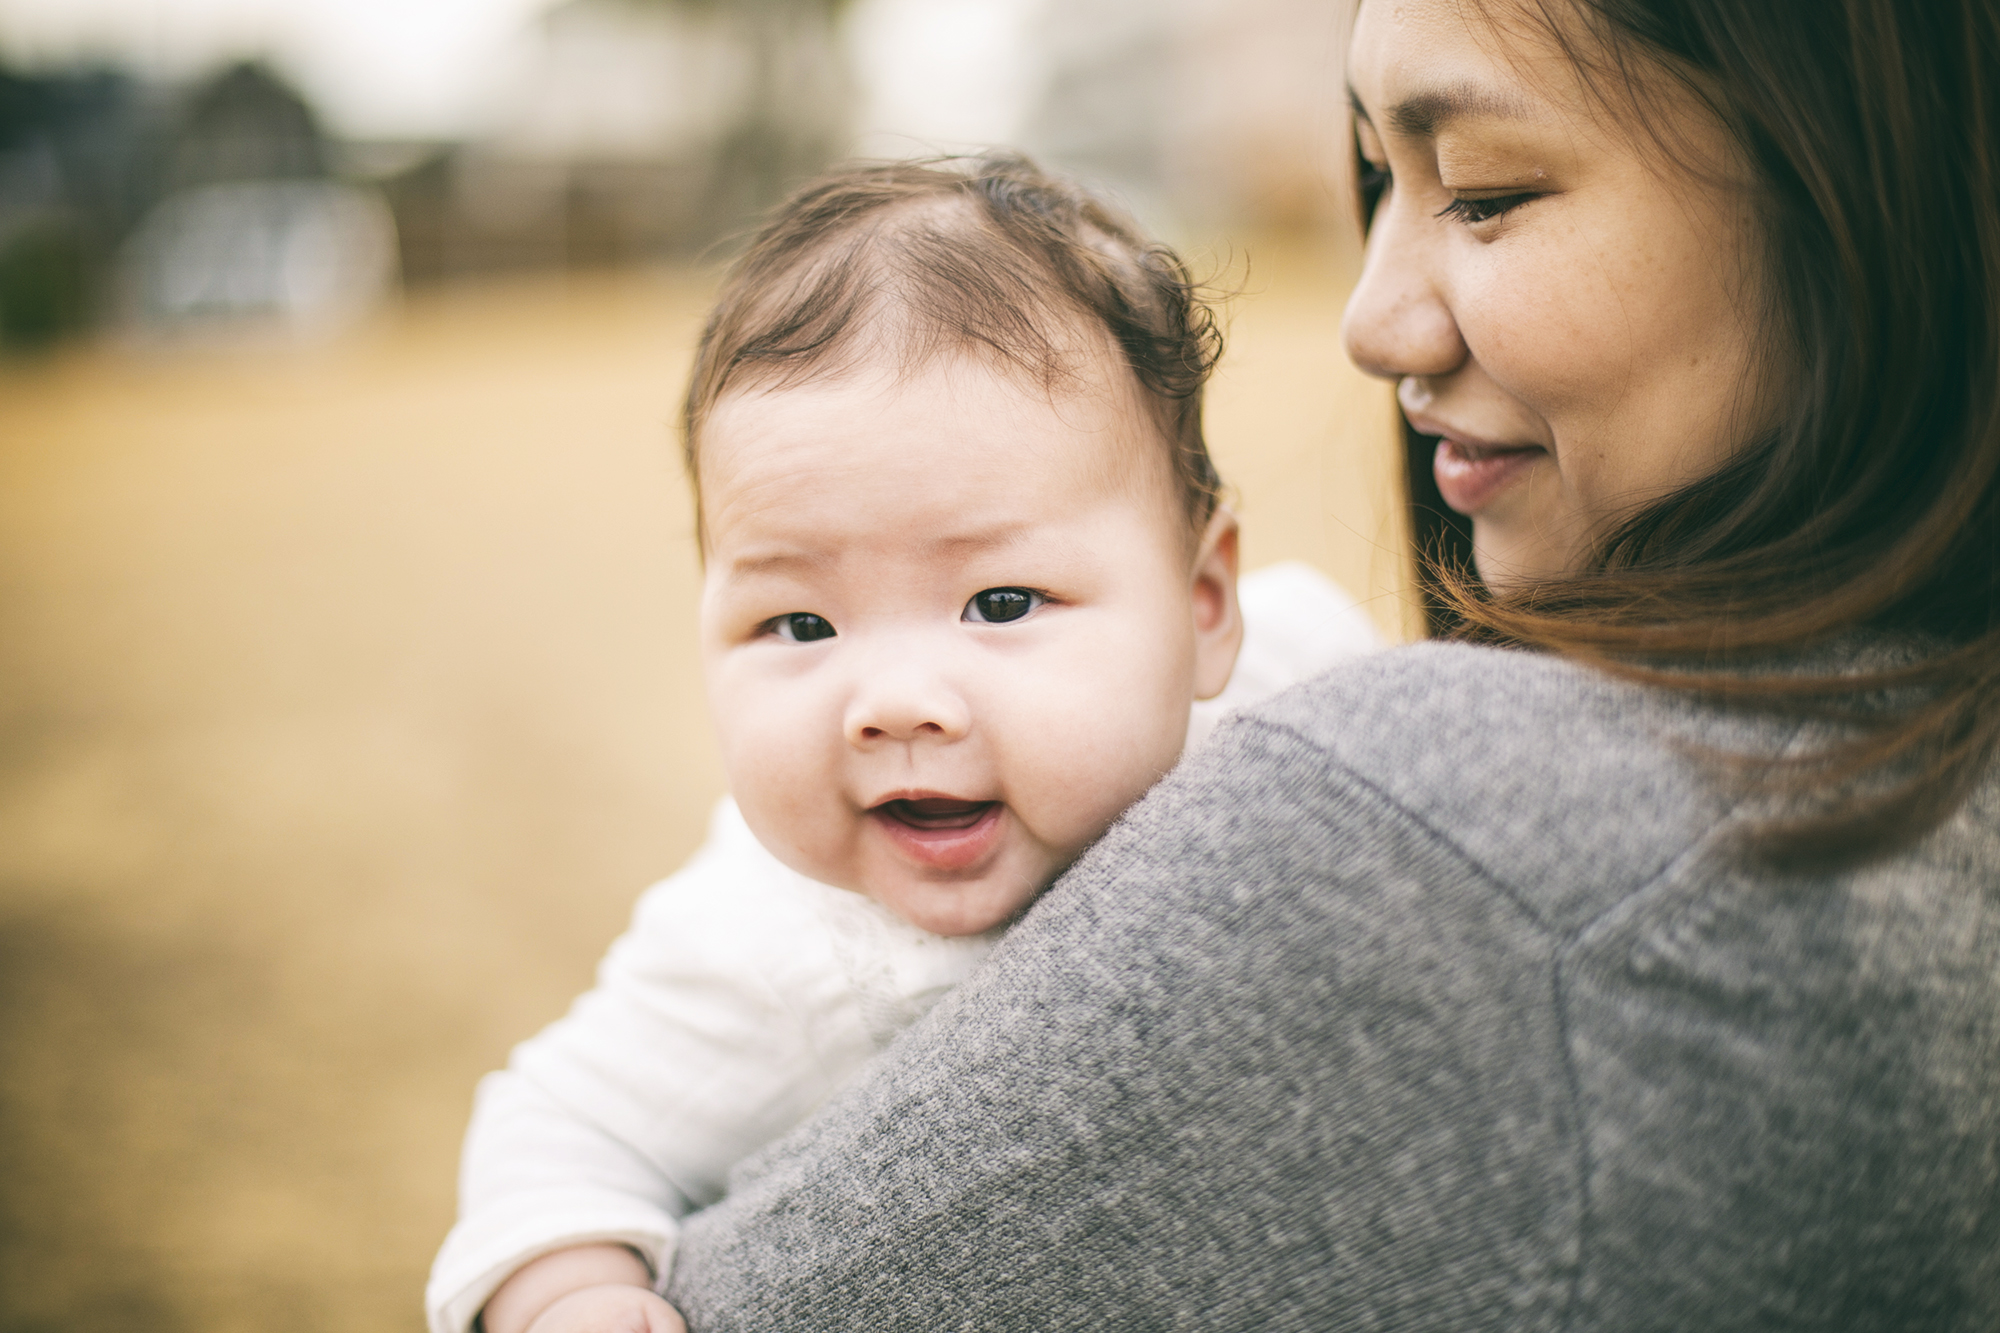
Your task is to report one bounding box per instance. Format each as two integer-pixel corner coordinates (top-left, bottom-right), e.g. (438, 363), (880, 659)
(1210, 641), (1779, 931)
(1235, 637), (1755, 784)
(1214, 637), (2000, 926)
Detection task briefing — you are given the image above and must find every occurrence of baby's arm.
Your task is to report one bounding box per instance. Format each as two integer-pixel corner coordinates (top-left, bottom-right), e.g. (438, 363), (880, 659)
(481, 1245), (682, 1333)
(426, 1066), (693, 1333)
(427, 801), (888, 1333)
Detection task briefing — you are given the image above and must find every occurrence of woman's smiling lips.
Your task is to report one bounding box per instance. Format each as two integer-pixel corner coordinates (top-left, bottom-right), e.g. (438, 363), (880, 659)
(868, 795), (1006, 872)
(1413, 417), (1549, 516)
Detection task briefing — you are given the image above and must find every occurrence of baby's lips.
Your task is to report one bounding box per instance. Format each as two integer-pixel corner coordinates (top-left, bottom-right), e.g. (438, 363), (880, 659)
(867, 799), (1006, 872)
(874, 796), (997, 830)
(903, 797), (980, 815)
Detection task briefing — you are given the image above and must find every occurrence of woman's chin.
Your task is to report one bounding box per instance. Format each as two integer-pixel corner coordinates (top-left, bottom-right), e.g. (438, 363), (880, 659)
(1470, 525), (1585, 593)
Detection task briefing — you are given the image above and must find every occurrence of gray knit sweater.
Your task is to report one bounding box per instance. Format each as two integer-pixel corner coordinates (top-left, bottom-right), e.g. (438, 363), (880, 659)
(667, 642), (2000, 1331)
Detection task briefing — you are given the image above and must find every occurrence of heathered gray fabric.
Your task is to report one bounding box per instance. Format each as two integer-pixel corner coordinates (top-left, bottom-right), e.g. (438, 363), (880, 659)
(668, 642), (2000, 1331)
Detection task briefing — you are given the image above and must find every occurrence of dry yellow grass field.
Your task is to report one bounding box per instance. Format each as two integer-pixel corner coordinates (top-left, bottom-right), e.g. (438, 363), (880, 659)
(0, 232), (1400, 1333)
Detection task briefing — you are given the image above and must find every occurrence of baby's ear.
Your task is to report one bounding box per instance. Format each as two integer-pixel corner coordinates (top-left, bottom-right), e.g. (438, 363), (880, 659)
(1190, 508), (1243, 701)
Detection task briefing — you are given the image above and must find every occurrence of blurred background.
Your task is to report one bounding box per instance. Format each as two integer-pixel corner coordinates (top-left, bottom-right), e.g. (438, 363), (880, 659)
(0, 1), (1401, 1329)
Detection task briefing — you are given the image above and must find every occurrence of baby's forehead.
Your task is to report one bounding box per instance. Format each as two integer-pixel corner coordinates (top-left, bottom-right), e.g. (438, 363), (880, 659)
(739, 277), (1131, 396)
(683, 163), (1222, 554)
(698, 193), (1162, 439)
(696, 345), (1190, 550)
(706, 335), (1166, 467)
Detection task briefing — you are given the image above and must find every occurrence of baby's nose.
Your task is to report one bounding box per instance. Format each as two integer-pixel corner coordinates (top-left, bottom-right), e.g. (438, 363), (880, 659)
(843, 664), (971, 746)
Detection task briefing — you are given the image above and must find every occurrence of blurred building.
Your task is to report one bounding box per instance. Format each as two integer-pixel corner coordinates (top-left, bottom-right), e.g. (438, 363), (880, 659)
(838, 0), (1355, 237)
(1020, 0), (1356, 233)
(3, 0), (854, 346)
(383, 0), (852, 281)
(0, 59), (402, 343)
(121, 62), (398, 332)
(165, 60), (326, 188)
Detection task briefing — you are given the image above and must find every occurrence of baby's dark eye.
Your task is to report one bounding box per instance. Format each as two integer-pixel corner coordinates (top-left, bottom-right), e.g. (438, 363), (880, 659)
(963, 587), (1043, 624)
(768, 612), (835, 642)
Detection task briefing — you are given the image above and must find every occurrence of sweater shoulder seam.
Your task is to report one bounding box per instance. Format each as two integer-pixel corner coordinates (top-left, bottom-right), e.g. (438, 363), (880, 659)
(1231, 714), (1565, 935)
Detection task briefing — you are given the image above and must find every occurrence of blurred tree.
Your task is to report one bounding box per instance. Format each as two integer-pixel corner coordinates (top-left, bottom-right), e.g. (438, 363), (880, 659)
(0, 63), (150, 349)
(0, 219), (87, 347)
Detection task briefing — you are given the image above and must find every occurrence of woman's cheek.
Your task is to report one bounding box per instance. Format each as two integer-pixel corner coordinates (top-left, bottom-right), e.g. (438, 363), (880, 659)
(1469, 263), (1618, 421)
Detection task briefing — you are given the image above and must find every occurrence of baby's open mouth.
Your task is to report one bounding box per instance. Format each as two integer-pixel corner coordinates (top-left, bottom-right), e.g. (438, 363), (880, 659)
(874, 797), (998, 830)
(869, 797), (1006, 872)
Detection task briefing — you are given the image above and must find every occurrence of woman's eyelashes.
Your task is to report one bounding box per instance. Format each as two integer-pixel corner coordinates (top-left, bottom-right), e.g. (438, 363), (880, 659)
(962, 587), (1045, 624)
(1435, 192), (1537, 226)
(765, 612), (836, 643)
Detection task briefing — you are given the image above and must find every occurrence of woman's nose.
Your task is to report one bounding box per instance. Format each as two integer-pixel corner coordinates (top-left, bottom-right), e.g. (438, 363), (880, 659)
(1340, 194), (1468, 383)
(843, 662), (972, 747)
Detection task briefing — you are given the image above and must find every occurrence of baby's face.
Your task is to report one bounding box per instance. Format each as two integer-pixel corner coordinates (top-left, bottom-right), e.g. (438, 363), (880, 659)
(698, 349), (1238, 936)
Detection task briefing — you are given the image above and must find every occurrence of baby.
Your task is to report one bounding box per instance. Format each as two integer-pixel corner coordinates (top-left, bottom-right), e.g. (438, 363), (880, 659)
(426, 155), (1377, 1333)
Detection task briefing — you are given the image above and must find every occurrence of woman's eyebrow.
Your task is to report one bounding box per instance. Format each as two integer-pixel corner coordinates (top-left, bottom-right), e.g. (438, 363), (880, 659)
(1348, 82), (1538, 136)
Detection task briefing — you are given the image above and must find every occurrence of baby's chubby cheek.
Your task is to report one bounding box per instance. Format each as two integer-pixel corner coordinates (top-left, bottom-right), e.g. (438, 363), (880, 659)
(719, 690), (1185, 925)
(711, 704), (862, 880)
(1002, 686), (1190, 856)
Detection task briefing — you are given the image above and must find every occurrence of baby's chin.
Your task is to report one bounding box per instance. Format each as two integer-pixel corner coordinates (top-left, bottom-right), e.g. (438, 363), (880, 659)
(860, 869), (1047, 937)
(758, 809), (1085, 935)
(835, 804), (1083, 935)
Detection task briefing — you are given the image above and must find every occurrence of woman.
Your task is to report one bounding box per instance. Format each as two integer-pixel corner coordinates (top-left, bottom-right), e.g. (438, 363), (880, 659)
(661, 0), (2000, 1327)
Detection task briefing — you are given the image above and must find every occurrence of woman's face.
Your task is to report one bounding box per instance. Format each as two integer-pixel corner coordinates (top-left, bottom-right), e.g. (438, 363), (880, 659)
(1342, 0), (1773, 589)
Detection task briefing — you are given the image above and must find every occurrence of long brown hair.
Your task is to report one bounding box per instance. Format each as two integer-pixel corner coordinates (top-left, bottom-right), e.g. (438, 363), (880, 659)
(1369, 0), (2000, 866)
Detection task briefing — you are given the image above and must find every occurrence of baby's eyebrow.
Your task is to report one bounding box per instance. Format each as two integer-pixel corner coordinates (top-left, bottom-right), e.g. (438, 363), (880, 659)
(725, 549), (829, 579)
(721, 523), (1034, 581)
(927, 524), (1035, 558)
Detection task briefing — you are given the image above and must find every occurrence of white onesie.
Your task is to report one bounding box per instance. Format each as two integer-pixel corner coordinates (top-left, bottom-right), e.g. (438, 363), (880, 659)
(425, 562), (1381, 1333)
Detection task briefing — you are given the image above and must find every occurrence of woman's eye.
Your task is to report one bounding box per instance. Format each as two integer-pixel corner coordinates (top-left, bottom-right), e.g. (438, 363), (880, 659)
(962, 587), (1044, 624)
(767, 612), (835, 642)
(1435, 193), (1535, 226)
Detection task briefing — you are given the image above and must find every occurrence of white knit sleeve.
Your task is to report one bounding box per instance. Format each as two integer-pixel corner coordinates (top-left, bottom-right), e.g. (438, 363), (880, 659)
(424, 800), (882, 1333)
(424, 1070), (691, 1333)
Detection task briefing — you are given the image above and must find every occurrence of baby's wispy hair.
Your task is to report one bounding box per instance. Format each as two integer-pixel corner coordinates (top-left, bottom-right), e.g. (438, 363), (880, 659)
(683, 152), (1226, 538)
